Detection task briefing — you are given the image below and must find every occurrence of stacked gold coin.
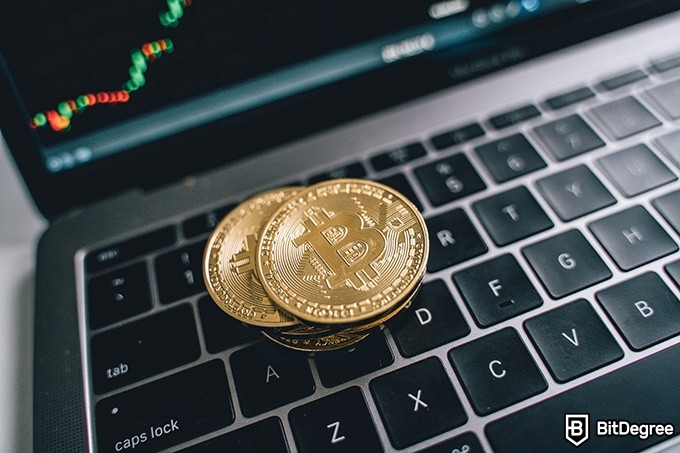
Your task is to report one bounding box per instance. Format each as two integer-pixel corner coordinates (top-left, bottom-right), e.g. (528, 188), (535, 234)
(203, 179), (429, 352)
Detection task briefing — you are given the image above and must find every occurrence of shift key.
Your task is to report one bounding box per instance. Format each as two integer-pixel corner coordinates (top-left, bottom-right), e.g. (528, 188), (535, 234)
(96, 360), (234, 452)
(90, 304), (201, 394)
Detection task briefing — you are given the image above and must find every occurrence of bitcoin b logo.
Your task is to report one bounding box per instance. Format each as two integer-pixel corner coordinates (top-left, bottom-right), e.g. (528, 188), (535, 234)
(293, 211), (386, 289)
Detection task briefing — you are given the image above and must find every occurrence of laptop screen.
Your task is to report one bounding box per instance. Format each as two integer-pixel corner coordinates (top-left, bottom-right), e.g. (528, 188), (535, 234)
(0, 0), (674, 216)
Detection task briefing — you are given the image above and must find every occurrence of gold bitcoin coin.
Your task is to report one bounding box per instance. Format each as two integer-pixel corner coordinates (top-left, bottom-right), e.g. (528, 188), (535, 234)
(203, 188), (301, 327)
(261, 329), (369, 352)
(257, 178), (429, 325)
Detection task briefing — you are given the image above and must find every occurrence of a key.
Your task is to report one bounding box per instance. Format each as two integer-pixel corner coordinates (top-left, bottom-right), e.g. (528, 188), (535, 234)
(289, 387), (382, 453)
(524, 298), (623, 382)
(90, 304), (200, 394)
(597, 144), (676, 197)
(87, 261), (152, 329)
(474, 134), (546, 183)
(414, 153), (486, 207)
(370, 357), (468, 449)
(533, 114), (604, 161)
(644, 78), (680, 120)
(86, 226), (176, 273)
(417, 432), (484, 453)
(448, 327), (547, 415)
(314, 331), (393, 388)
(588, 206), (678, 271)
(667, 260), (680, 288)
(598, 69), (647, 91)
(485, 342), (680, 452)
(545, 86), (595, 110)
(653, 189), (680, 235)
(309, 161), (366, 184)
(197, 295), (261, 353)
(489, 104), (541, 129)
(370, 142), (426, 171)
(655, 129), (680, 170)
(453, 254), (542, 327)
(155, 240), (207, 304)
(589, 96), (660, 140)
(182, 203), (236, 238)
(389, 279), (470, 357)
(472, 186), (553, 246)
(95, 360), (234, 453)
(521, 229), (612, 299)
(377, 173), (423, 211)
(596, 272), (680, 351)
(230, 340), (315, 417)
(430, 122), (485, 150)
(425, 208), (488, 272)
(180, 417), (288, 452)
(535, 164), (615, 221)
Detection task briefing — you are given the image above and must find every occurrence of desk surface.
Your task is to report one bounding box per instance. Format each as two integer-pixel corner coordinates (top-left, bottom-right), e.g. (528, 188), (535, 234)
(0, 134), (47, 452)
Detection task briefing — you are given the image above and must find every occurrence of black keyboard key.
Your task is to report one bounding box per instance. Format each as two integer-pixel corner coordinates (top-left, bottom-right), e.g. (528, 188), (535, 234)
(474, 134), (546, 183)
(370, 357), (467, 449)
(533, 114), (605, 161)
(90, 304), (200, 394)
(390, 280), (470, 357)
(449, 327), (547, 415)
(453, 254), (542, 327)
(155, 240), (207, 304)
(524, 299), (623, 382)
(655, 130), (680, 169)
(86, 226), (176, 272)
(598, 68), (647, 91)
(597, 144), (676, 197)
(425, 208), (487, 272)
(370, 142), (426, 171)
(181, 417), (289, 452)
(377, 173), (423, 211)
(230, 340), (315, 417)
(485, 342), (680, 452)
(649, 52), (680, 73)
(417, 432), (484, 453)
(645, 78), (680, 120)
(414, 154), (486, 207)
(545, 86), (595, 110)
(472, 186), (553, 246)
(95, 360), (234, 453)
(650, 54), (680, 74)
(87, 262), (152, 329)
(289, 387), (381, 453)
(430, 122), (485, 150)
(535, 164), (615, 221)
(522, 229), (612, 299)
(182, 203), (235, 238)
(314, 332), (393, 387)
(489, 104), (541, 129)
(667, 260), (680, 288)
(589, 96), (661, 140)
(309, 162), (366, 184)
(596, 272), (680, 350)
(588, 206), (678, 271)
(198, 295), (261, 353)
(654, 190), (680, 235)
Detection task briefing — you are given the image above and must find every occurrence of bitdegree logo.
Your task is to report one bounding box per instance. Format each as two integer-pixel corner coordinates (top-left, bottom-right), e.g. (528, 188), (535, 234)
(565, 414), (675, 446)
(597, 420), (675, 440)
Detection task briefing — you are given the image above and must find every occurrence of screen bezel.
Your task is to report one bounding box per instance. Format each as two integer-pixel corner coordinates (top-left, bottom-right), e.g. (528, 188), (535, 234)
(1, 0), (678, 219)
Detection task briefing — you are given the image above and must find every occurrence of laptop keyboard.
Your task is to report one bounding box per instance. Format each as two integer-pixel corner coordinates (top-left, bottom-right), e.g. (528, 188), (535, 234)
(84, 51), (680, 452)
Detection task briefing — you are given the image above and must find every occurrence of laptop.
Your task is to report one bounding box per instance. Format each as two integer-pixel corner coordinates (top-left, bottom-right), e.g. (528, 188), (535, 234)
(2, 0), (680, 451)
